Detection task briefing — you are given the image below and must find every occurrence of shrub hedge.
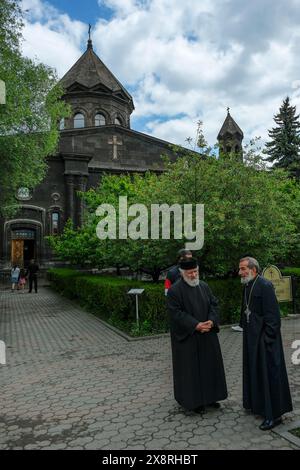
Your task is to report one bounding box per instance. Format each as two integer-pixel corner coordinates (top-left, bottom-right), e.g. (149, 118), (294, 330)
(47, 267), (299, 336)
(47, 268), (170, 336)
(282, 267), (300, 313)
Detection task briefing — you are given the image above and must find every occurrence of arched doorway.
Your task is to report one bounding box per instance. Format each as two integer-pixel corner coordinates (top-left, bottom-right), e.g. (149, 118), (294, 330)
(11, 228), (36, 267)
(4, 219), (43, 268)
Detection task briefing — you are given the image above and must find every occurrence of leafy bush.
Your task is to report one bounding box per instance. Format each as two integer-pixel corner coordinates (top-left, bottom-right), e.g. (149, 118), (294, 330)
(282, 267), (300, 313)
(47, 268), (298, 336)
(206, 278), (242, 324)
(47, 268), (168, 336)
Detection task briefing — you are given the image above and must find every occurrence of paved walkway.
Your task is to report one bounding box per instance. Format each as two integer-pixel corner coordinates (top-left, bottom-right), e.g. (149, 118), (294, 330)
(0, 287), (299, 450)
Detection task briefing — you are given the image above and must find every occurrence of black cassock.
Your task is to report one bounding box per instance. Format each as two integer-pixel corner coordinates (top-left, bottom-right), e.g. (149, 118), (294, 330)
(167, 279), (228, 410)
(240, 275), (293, 420)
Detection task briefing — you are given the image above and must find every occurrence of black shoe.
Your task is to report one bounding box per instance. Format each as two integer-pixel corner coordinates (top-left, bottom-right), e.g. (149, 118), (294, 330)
(259, 417), (282, 431)
(194, 406), (205, 414)
(208, 402), (221, 409)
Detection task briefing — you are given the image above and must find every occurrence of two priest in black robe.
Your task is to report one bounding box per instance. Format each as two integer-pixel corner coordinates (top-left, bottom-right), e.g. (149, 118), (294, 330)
(167, 255), (293, 429)
(167, 258), (228, 413)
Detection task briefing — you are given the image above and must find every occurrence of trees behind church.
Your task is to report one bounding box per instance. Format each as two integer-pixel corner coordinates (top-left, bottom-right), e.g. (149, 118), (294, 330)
(0, 0), (69, 215)
(264, 96), (300, 179)
(48, 147), (300, 279)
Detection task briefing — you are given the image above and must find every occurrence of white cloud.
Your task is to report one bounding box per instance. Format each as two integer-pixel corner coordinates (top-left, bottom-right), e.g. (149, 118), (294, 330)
(21, 0), (85, 77)
(22, 21), (84, 77)
(98, 0), (144, 16)
(20, 0), (300, 147)
(145, 117), (200, 146)
(22, 0), (56, 21)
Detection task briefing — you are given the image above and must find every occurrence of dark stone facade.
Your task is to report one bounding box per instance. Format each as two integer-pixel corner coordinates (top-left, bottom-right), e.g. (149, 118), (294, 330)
(0, 41), (243, 269)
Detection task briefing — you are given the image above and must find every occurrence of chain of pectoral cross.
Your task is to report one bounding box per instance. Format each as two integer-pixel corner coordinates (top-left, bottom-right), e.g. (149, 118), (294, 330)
(244, 275), (260, 323)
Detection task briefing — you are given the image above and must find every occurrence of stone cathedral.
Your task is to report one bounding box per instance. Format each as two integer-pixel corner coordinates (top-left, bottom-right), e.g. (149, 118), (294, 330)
(0, 38), (243, 269)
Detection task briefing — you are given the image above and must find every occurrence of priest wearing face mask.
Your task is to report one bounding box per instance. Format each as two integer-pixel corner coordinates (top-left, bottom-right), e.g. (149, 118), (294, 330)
(167, 257), (227, 413)
(238, 256), (293, 430)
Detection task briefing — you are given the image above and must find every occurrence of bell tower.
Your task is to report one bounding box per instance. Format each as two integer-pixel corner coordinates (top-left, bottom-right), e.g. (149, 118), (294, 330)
(217, 108), (243, 161)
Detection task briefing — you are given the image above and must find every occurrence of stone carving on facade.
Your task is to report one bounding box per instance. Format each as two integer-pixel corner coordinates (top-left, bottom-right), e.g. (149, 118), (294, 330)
(17, 187), (31, 201)
(51, 192), (61, 202)
(108, 135), (123, 160)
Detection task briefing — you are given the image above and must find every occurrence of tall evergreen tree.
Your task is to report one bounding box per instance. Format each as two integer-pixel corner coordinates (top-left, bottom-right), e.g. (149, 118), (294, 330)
(264, 97), (300, 178)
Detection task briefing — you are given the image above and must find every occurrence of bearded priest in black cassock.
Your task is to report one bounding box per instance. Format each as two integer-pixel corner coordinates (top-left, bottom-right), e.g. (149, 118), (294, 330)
(238, 257), (293, 431)
(167, 258), (227, 412)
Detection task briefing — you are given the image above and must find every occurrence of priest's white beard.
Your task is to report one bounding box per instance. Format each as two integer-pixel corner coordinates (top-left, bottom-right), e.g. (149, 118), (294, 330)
(241, 272), (255, 285)
(182, 274), (200, 287)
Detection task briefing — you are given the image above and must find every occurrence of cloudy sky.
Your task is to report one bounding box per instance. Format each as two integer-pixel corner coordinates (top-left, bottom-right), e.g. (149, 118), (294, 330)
(20, 0), (300, 147)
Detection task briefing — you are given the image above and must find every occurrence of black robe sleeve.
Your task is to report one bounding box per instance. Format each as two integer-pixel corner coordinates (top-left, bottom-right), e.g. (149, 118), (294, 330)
(167, 289), (199, 341)
(239, 290), (244, 328)
(205, 285), (220, 333)
(262, 282), (281, 345)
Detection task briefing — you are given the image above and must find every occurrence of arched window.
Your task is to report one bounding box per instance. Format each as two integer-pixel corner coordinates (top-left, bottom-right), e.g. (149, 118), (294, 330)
(59, 118), (65, 130)
(114, 117), (122, 126)
(74, 113), (85, 129)
(51, 212), (59, 235)
(95, 113), (106, 126)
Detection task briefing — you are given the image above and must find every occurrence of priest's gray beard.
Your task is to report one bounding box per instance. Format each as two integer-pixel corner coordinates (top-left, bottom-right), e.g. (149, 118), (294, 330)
(241, 273), (255, 285)
(182, 274), (200, 287)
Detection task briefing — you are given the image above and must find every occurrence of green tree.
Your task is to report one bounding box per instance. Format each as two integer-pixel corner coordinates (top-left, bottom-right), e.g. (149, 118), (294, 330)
(48, 173), (181, 281)
(0, 0), (70, 215)
(49, 144), (300, 279)
(264, 97), (300, 178)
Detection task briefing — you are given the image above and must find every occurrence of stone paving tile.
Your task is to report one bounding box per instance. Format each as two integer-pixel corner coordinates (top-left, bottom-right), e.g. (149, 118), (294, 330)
(0, 287), (299, 450)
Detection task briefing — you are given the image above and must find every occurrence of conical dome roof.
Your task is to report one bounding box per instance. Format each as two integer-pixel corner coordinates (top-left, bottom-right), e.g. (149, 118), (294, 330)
(218, 110), (243, 139)
(60, 40), (133, 106)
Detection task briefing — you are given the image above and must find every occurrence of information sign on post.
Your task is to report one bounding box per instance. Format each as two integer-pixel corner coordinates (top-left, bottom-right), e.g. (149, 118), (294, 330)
(127, 288), (145, 328)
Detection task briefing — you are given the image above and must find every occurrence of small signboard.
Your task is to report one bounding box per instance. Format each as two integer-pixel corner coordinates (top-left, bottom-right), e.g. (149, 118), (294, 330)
(128, 289), (145, 329)
(0, 80), (6, 104)
(12, 230), (35, 240)
(128, 289), (145, 295)
(262, 265), (293, 302)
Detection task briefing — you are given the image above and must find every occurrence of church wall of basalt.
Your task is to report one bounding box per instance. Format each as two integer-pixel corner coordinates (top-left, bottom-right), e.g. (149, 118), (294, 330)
(0, 158), (66, 269)
(63, 94), (132, 129)
(59, 126), (174, 173)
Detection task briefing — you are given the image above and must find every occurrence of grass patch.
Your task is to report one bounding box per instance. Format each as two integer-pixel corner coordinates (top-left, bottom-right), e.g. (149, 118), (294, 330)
(289, 427), (300, 438)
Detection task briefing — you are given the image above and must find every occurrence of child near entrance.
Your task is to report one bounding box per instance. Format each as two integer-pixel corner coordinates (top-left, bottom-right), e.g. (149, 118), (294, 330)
(11, 265), (20, 291)
(18, 268), (26, 293)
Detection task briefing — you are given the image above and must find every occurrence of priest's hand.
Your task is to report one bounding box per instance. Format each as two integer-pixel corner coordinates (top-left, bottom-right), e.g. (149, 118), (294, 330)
(196, 320), (213, 333)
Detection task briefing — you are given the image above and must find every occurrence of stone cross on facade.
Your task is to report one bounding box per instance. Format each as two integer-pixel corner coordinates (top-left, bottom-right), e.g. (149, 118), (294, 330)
(108, 135), (123, 160)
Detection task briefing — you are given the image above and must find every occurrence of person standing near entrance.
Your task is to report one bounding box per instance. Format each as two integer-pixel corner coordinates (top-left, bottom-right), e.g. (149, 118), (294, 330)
(238, 256), (293, 430)
(25, 259), (39, 293)
(18, 268), (27, 293)
(11, 265), (20, 292)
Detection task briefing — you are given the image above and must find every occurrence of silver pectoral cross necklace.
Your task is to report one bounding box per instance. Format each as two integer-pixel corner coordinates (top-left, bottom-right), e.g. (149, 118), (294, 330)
(244, 275), (259, 323)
